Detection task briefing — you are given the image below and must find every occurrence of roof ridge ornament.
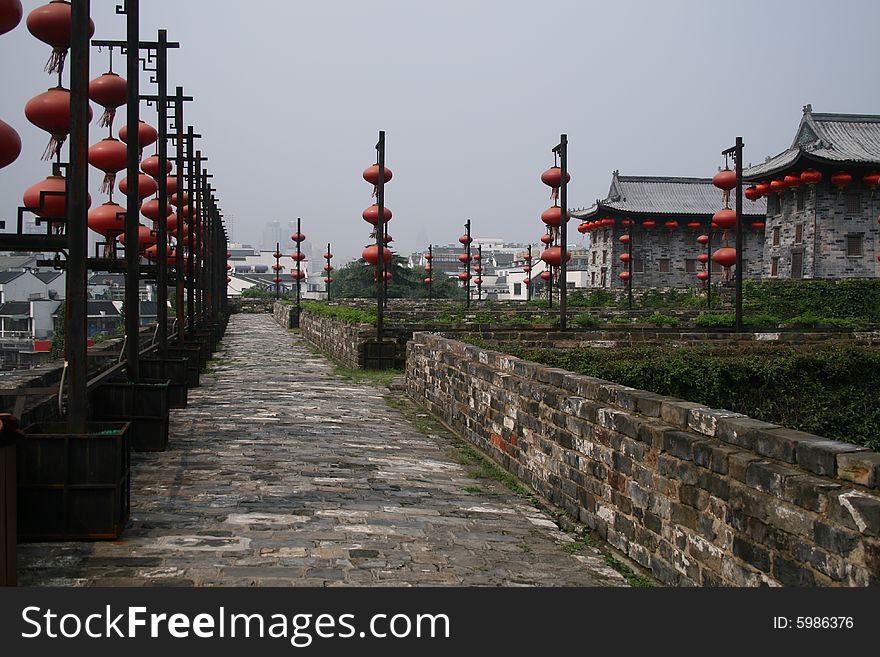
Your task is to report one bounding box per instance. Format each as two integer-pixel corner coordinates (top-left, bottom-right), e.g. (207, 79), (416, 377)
(803, 103), (813, 115)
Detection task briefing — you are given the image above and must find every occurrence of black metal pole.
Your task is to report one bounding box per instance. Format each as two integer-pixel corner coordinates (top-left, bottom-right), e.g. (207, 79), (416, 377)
(557, 134), (568, 330)
(124, 0), (140, 383)
(376, 132), (385, 339)
(275, 241), (280, 300)
(296, 218), (301, 318)
(427, 244), (432, 300)
(326, 242), (331, 301)
(65, 0), (90, 432)
(734, 137), (744, 331)
(465, 219), (471, 308)
(185, 130), (195, 336)
(477, 244), (482, 301)
(195, 164), (205, 327)
(527, 244), (532, 302)
(707, 218), (713, 308)
(628, 221), (633, 309)
(155, 29), (168, 356)
(173, 88), (185, 340)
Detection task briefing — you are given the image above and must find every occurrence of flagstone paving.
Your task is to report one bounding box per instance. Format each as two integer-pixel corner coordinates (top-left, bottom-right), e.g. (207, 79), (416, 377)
(17, 313), (626, 587)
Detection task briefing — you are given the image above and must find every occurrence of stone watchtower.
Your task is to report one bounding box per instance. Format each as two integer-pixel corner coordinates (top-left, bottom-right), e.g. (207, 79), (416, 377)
(743, 105), (880, 280)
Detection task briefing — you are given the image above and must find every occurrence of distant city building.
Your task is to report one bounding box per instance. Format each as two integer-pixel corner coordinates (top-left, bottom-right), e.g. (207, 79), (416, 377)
(743, 105), (880, 279)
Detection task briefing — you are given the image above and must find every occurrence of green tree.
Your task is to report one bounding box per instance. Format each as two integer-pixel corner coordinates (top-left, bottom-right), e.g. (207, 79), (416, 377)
(333, 256), (464, 300)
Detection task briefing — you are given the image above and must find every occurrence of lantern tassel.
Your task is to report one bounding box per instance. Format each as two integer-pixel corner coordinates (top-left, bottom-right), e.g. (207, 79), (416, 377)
(41, 135), (65, 161)
(45, 47), (68, 75)
(722, 189), (730, 205)
(550, 187), (559, 202)
(101, 172), (117, 195)
(99, 107), (116, 129)
(372, 185), (378, 198)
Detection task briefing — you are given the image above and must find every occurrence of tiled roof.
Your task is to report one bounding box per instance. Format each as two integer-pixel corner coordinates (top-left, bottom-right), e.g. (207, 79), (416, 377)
(0, 301), (30, 316)
(33, 271), (63, 284)
(572, 173), (766, 219)
(744, 105), (880, 179)
(0, 271), (23, 284)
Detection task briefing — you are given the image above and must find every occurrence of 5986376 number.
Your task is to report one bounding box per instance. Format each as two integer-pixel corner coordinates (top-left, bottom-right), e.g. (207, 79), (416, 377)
(796, 617), (853, 629)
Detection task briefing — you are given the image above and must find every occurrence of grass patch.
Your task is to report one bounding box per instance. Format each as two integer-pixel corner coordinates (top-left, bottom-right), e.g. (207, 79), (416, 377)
(463, 485), (483, 493)
(604, 554), (655, 588)
(334, 365), (402, 388)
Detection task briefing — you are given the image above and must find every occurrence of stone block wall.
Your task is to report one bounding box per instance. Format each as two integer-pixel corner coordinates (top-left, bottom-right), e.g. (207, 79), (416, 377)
(406, 332), (880, 586)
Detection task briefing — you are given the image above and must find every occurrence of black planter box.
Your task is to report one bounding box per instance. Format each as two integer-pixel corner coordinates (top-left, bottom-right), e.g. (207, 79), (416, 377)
(167, 345), (202, 386)
(92, 380), (170, 452)
(140, 357), (188, 409)
(1, 437), (17, 585)
(18, 421), (130, 541)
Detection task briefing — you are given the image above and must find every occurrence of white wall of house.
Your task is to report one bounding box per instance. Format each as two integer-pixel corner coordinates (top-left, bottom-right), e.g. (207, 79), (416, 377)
(30, 300), (62, 338)
(0, 272), (48, 303)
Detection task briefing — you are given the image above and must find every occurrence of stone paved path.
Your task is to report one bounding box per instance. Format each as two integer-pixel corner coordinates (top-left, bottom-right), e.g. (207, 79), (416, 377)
(18, 314), (626, 587)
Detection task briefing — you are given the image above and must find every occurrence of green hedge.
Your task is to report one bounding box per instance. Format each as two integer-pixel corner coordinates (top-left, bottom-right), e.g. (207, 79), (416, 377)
(301, 302), (377, 325)
(743, 279), (880, 322)
(500, 343), (880, 451)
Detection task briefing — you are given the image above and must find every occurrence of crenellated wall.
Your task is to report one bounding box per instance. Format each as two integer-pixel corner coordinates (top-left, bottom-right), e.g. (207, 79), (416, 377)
(406, 332), (880, 586)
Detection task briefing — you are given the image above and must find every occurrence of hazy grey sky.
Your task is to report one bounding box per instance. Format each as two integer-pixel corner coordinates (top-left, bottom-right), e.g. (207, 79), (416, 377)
(2, 0), (879, 263)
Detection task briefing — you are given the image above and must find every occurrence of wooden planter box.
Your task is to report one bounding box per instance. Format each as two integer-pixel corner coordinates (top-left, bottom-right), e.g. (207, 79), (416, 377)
(140, 357), (188, 409)
(1, 434), (18, 585)
(18, 421), (130, 541)
(91, 380), (170, 452)
(167, 345), (202, 387)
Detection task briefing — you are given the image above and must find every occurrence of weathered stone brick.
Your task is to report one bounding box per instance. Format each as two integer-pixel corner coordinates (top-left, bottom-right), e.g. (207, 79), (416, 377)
(643, 511), (663, 534)
(660, 400), (706, 429)
(636, 422), (670, 448)
(728, 451), (762, 483)
(662, 430), (706, 461)
(728, 483), (770, 521)
(698, 471), (730, 500)
(613, 412), (643, 440)
(733, 536), (772, 573)
(830, 491), (880, 538)
(688, 408), (747, 438)
(631, 391), (666, 417)
(813, 522), (859, 556)
(650, 555), (681, 586)
(716, 416), (779, 451)
(837, 452), (880, 489)
(795, 439), (867, 478)
(671, 502), (701, 533)
(693, 442), (735, 475)
(680, 484), (709, 511)
(783, 475), (842, 513)
(773, 554), (816, 586)
(746, 461), (799, 498)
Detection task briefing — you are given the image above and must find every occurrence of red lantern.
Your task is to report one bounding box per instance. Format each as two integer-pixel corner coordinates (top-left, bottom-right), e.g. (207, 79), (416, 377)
(458, 272), (470, 281)
(291, 232), (305, 243)
(118, 173), (158, 200)
(290, 270), (306, 281)
(712, 169), (736, 191)
(621, 218), (634, 227)
(783, 174), (800, 189)
(226, 264), (232, 271)
(171, 191), (188, 207)
(362, 204), (392, 225)
(696, 234), (709, 245)
(687, 221), (701, 230)
(424, 277), (432, 284)
(619, 271), (631, 282)
(0, 0), (22, 36)
(458, 253), (470, 264)
(424, 266), (432, 273)
(755, 182), (771, 197)
(272, 264), (282, 272)
(664, 220), (679, 230)
(697, 253), (709, 264)
(165, 176), (178, 197)
(474, 278), (482, 286)
(712, 247), (737, 268)
(141, 154), (172, 178)
(863, 172), (880, 190)
(541, 206), (567, 226)
(474, 266), (482, 274)
(642, 220), (656, 230)
(119, 120), (158, 151)
(140, 198), (172, 221)
(830, 171), (852, 189)
(118, 224), (157, 251)
(744, 185), (761, 201)
(324, 251), (333, 259)
(540, 233), (553, 245)
(290, 252), (305, 261)
(523, 266), (532, 273)
(0, 118), (21, 170)
(619, 252), (631, 263)
(272, 277), (282, 285)
(770, 179), (787, 194)
(577, 222), (588, 234)
(619, 234), (631, 244)
(751, 222), (765, 231)
(540, 166), (570, 188)
(540, 246), (571, 267)
(323, 265), (333, 272)
(25, 86), (92, 160)
(696, 271), (709, 282)
(24, 174), (90, 218)
(363, 164), (393, 185)
(523, 253), (531, 261)
(523, 277), (530, 284)
(362, 245), (392, 264)
(88, 72), (127, 128)
(539, 271), (551, 282)
(602, 218), (616, 228)
(226, 277), (231, 284)
(324, 277), (333, 284)
(88, 137), (127, 194)
(27, 1), (95, 74)
(425, 253), (433, 261)
(800, 169), (822, 186)
(713, 208), (736, 230)
(87, 201), (125, 237)
(458, 234), (473, 245)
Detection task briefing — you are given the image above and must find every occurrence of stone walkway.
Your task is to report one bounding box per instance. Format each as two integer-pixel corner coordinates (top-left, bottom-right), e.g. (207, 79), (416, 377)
(18, 314), (626, 587)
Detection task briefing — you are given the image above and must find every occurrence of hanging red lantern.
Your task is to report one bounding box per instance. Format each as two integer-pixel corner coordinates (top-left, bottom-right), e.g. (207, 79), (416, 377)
(87, 201), (124, 237)
(712, 168), (736, 191)
(523, 277), (530, 285)
(697, 253), (709, 264)
(523, 253), (531, 261)
(540, 166), (570, 188)
(458, 234), (473, 245)
(118, 224), (157, 251)
(744, 185), (761, 201)
(362, 204), (392, 225)
(324, 277), (333, 284)
(473, 278), (483, 286)
(619, 252), (631, 263)
(290, 270), (306, 281)
(603, 218), (616, 228)
(523, 265), (532, 273)
(272, 264), (283, 272)
(696, 271), (709, 282)
(323, 264), (333, 272)
(226, 264), (232, 271)
(577, 222), (589, 234)
(424, 277), (432, 284)
(664, 220), (679, 230)
(474, 266), (483, 274)
(751, 221), (765, 231)
(165, 176), (178, 197)
(363, 164), (393, 185)
(619, 271), (631, 282)
(171, 191), (188, 207)
(290, 252), (305, 261)
(770, 179), (787, 194)
(696, 234), (709, 245)
(457, 271), (471, 281)
(118, 173), (158, 200)
(141, 154), (172, 178)
(713, 208), (736, 230)
(23, 174), (90, 218)
(783, 174), (800, 189)
(711, 246), (737, 268)
(863, 172), (880, 190)
(89, 72), (127, 128)
(324, 251), (333, 259)
(800, 169), (822, 186)
(272, 277), (282, 285)
(619, 234), (631, 244)
(540, 246), (571, 267)
(362, 244), (392, 264)
(541, 206), (567, 226)
(642, 220), (656, 230)
(687, 221), (701, 230)
(540, 234), (553, 245)
(0, 118), (21, 170)
(27, 1), (95, 74)
(457, 253), (470, 264)
(755, 182), (771, 196)
(88, 137), (127, 194)
(424, 265), (432, 273)
(291, 232), (305, 243)
(25, 86), (92, 160)
(539, 271), (551, 282)
(425, 253), (433, 261)
(226, 277), (231, 284)
(621, 218), (635, 227)
(170, 221), (187, 239)
(140, 198), (172, 221)
(119, 120), (158, 158)
(830, 171), (852, 189)
(0, 0), (22, 36)
(711, 222), (719, 231)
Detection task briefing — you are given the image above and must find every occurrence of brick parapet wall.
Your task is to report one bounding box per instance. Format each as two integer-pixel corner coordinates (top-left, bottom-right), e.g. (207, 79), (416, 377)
(406, 332), (880, 586)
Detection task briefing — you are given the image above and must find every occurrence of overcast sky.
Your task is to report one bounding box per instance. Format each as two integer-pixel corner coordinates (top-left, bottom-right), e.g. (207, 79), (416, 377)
(2, 0), (879, 264)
